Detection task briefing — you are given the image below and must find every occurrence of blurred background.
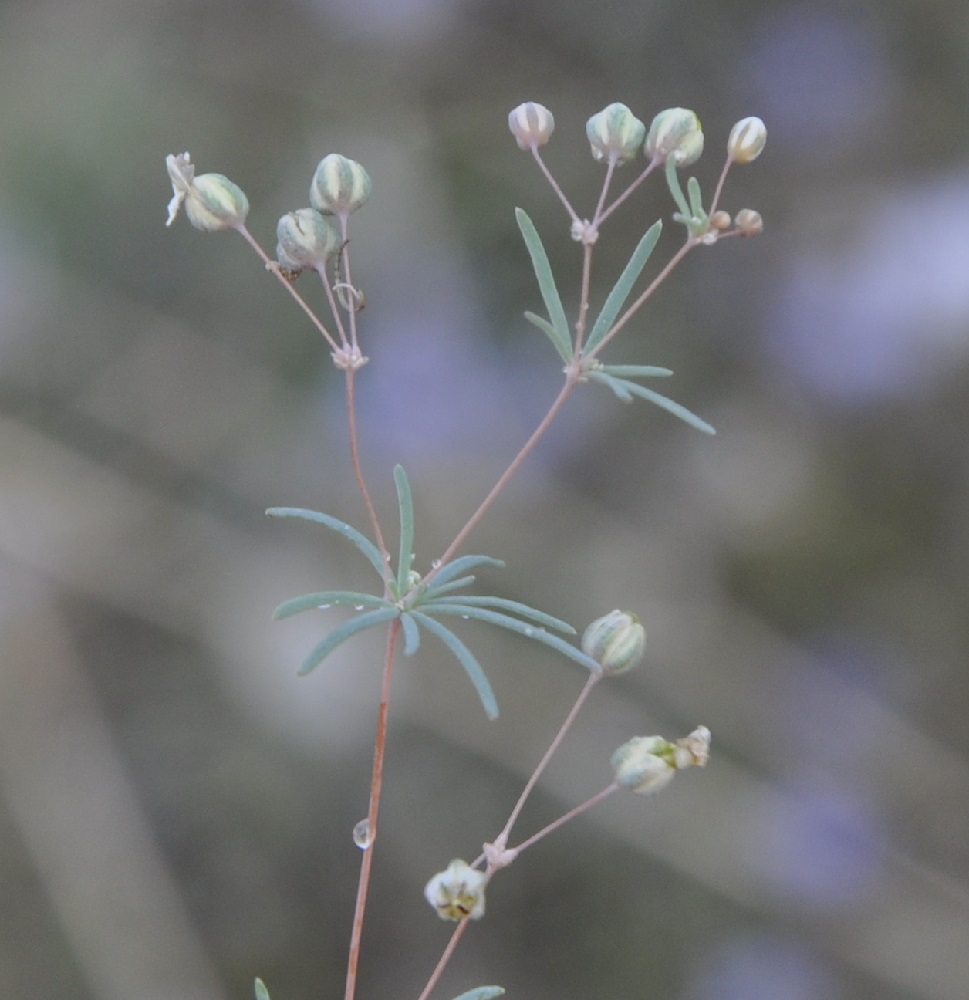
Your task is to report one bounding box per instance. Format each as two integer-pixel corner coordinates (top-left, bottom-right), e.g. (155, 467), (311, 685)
(2, 0), (969, 998)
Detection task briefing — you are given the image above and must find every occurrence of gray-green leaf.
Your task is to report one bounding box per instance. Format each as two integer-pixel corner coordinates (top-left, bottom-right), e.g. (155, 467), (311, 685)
(394, 465), (415, 597)
(297, 607), (400, 675)
(427, 555), (505, 589)
(273, 590), (393, 619)
(424, 602), (601, 673)
(400, 611), (421, 655)
(409, 611), (499, 719)
(524, 309), (572, 364)
(598, 364), (673, 378)
(427, 595), (575, 632)
(584, 221), (662, 356)
(516, 208), (571, 357)
(450, 989), (505, 1000)
(588, 371), (714, 434)
(266, 507), (386, 580)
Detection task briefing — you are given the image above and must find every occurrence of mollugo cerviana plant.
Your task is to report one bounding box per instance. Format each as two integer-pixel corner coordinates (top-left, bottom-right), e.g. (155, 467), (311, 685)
(165, 100), (767, 1000)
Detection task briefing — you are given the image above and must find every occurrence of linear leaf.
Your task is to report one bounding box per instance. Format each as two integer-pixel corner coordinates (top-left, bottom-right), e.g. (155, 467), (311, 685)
(394, 465), (415, 596)
(424, 603), (601, 672)
(400, 611), (421, 656)
(687, 175), (704, 219)
(583, 221), (662, 355)
(450, 989), (505, 1000)
(427, 596), (575, 633)
(515, 208), (571, 353)
(428, 554), (505, 589)
(297, 607), (399, 676)
(266, 507), (386, 580)
(665, 155), (691, 219)
(620, 380), (715, 434)
(274, 591), (392, 620)
(255, 978), (271, 1000)
(598, 364), (673, 378)
(586, 369), (634, 401)
(419, 575), (477, 600)
(409, 611), (499, 719)
(524, 310), (572, 363)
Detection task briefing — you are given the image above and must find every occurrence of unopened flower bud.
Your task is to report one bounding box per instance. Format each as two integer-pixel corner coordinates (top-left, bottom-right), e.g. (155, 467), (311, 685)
(424, 859), (487, 921)
(586, 103), (646, 165)
(645, 108), (704, 167)
(310, 154), (372, 217)
(734, 208), (763, 236)
(276, 208), (340, 270)
(508, 102), (555, 150)
(611, 736), (676, 795)
(727, 116), (767, 164)
(711, 210), (732, 231)
(165, 152), (249, 231)
(581, 610), (645, 675)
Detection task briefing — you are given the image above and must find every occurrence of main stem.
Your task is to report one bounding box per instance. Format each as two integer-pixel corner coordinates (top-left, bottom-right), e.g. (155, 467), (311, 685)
(344, 619), (402, 1000)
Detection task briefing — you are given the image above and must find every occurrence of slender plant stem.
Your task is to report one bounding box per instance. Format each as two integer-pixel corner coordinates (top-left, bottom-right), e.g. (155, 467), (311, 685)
(415, 917), (474, 1000)
(573, 241), (594, 355)
(426, 374), (580, 581)
(510, 783), (620, 856)
(321, 261), (351, 349)
(236, 224), (342, 354)
(344, 619), (402, 1000)
(345, 368), (392, 580)
(497, 671), (600, 846)
(597, 159), (660, 227)
(531, 148), (580, 225)
(591, 158), (616, 227)
(708, 156), (733, 217)
(587, 238), (697, 359)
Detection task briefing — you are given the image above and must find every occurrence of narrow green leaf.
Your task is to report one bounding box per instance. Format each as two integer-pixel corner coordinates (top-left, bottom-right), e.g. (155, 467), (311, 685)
(586, 369), (634, 401)
(266, 507), (386, 580)
(255, 978), (271, 1000)
(515, 208), (571, 353)
(687, 175), (704, 219)
(297, 607), (399, 676)
(274, 591), (392, 620)
(665, 155), (691, 219)
(423, 603), (601, 672)
(524, 310), (572, 364)
(428, 595), (575, 633)
(615, 379), (716, 434)
(400, 611), (421, 655)
(450, 989), (505, 1000)
(394, 465), (415, 597)
(429, 555), (505, 589)
(598, 364), (673, 378)
(409, 611), (499, 719)
(584, 221), (662, 355)
(419, 575), (478, 600)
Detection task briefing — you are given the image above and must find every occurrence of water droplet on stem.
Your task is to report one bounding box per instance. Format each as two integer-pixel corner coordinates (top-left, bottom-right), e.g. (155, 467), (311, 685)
(352, 819), (372, 849)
